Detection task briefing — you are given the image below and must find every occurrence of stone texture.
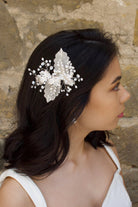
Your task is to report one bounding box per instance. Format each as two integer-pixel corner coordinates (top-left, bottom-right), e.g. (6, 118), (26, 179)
(37, 19), (103, 36)
(0, 3), (23, 70)
(111, 124), (138, 167)
(121, 66), (138, 117)
(123, 168), (138, 204)
(0, 0), (137, 204)
(134, 9), (138, 46)
(7, 0), (93, 12)
(133, 203), (138, 207)
(0, 87), (17, 138)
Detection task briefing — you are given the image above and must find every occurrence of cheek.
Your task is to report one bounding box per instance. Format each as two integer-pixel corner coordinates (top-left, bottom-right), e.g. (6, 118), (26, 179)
(78, 90), (120, 128)
(78, 98), (119, 131)
(87, 93), (118, 118)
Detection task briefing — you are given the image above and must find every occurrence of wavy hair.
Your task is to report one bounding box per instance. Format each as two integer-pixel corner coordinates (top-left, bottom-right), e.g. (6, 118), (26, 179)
(3, 28), (119, 177)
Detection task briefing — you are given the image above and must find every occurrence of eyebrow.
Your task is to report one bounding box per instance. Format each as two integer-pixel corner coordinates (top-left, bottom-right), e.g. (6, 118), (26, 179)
(111, 76), (122, 84)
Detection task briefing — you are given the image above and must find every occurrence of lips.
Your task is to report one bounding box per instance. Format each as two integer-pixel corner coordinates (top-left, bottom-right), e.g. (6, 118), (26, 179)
(118, 112), (124, 118)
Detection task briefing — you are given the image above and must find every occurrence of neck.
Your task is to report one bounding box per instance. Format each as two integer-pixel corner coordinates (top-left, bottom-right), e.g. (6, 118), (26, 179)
(66, 122), (91, 165)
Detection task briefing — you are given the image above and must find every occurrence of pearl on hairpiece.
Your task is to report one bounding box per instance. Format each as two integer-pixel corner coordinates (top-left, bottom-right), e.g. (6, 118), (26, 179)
(41, 62), (45, 66)
(28, 48), (83, 102)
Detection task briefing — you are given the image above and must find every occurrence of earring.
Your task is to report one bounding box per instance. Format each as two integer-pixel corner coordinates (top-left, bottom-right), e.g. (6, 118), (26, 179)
(72, 118), (77, 124)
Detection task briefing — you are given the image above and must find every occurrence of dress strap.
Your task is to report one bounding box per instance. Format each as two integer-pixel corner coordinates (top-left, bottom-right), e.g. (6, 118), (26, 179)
(0, 169), (47, 207)
(103, 144), (121, 173)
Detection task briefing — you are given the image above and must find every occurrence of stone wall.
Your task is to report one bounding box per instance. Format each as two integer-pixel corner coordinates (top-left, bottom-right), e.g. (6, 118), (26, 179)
(0, 0), (138, 205)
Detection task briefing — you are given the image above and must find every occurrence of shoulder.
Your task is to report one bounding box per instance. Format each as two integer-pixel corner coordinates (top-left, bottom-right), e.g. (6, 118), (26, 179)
(0, 177), (34, 207)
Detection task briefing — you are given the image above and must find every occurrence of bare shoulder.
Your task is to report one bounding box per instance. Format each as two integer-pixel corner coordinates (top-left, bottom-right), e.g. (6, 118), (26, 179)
(0, 177), (34, 207)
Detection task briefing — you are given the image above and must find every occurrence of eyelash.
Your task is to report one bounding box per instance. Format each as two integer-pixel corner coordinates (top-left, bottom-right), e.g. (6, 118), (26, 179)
(113, 82), (120, 91)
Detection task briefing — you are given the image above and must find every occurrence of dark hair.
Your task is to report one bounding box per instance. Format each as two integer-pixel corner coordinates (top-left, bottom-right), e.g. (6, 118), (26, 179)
(3, 28), (119, 177)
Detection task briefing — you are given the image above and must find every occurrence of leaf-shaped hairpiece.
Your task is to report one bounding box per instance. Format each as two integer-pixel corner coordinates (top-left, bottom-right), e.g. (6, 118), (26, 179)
(54, 48), (75, 86)
(28, 48), (83, 102)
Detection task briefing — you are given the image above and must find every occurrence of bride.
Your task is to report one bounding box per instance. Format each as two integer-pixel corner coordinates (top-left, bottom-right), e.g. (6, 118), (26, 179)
(0, 28), (132, 207)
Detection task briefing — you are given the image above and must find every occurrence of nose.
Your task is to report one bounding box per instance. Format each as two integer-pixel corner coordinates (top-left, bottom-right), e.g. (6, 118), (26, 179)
(119, 85), (131, 104)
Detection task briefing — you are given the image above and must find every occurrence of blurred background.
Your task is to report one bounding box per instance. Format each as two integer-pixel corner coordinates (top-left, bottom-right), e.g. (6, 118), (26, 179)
(0, 0), (138, 205)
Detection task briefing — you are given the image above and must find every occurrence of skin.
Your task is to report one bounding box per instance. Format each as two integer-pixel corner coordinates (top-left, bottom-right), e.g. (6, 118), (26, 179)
(0, 56), (131, 207)
(67, 56), (130, 162)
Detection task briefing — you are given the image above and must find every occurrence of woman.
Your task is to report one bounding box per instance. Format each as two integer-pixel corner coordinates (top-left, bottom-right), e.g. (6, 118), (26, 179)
(0, 28), (132, 207)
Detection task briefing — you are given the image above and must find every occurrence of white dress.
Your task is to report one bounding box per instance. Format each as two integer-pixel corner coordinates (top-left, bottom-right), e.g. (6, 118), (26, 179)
(0, 144), (132, 207)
